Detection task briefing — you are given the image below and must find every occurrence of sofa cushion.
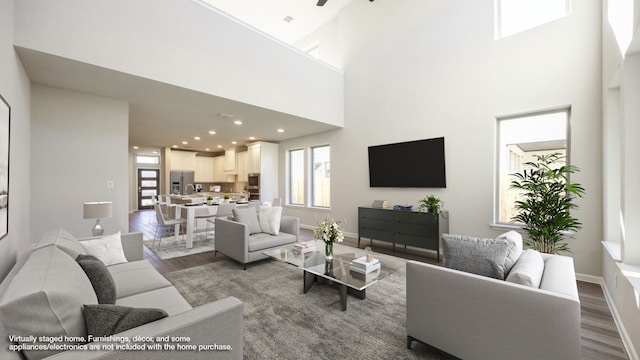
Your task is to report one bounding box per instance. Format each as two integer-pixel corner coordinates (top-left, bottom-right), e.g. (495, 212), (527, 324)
(496, 230), (523, 274)
(81, 231), (128, 266)
(84, 304), (168, 337)
(258, 206), (283, 235)
(248, 232), (297, 252)
(108, 260), (172, 299)
(233, 207), (262, 234)
(36, 228), (87, 259)
(76, 254), (117, 304)
(442, 234), (510, 279)
(116, 286), (192, 316)
(0, 245), (98, 360)
(505, 249), (544, 288)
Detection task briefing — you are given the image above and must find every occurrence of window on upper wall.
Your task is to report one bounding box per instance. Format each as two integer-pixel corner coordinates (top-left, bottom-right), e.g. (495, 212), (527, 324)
(312, 145), (331, 208)
(495, 0), (571, 39)
(288, 149), (305, 206)
(136, 155), (159, 164)
(608, 0), (634, 54)
(496, 108), (570, 225)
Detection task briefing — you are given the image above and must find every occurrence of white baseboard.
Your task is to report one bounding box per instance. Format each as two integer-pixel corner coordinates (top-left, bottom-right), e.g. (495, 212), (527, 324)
(577, 273), (638, 360)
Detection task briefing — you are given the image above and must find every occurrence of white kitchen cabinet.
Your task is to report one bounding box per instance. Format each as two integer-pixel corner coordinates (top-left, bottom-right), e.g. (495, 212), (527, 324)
(195, 156), (214, 182)
(170, 150), (196, 171)
(246, 142), (279, 201)
(237, 151), (248, 182)
(213, 156), (225, 182)
(247, 143), (261, 174)
(224, 148), (237, 174)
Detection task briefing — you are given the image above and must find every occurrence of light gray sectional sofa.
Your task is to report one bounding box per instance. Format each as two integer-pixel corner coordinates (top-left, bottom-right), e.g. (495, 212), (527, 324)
(406, 232), (581, 360)
(0, 230), (243, 360)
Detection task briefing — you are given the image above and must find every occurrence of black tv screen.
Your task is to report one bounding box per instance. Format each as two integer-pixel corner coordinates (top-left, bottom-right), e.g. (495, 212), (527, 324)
(368, 137), (446, 188)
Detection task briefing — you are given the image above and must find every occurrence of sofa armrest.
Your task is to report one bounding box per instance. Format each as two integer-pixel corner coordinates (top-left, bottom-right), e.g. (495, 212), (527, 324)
(406, 261), (581, 360)
(120, 232), (144, 262)
(214, 218), (249, 264)
(279, 216), (299, 240)
(45, 297), (243, 360)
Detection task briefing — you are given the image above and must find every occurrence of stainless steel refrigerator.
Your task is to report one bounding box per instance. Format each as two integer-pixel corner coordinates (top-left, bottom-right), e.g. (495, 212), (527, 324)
(170, 171), (195, 195)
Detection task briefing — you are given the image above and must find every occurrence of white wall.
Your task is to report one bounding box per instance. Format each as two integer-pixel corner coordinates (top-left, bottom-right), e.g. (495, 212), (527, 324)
(0, 0), (32, 281)
(13, 0), (343, 128)
(30, 85), (129, 240)
(280, 0), (603, 277)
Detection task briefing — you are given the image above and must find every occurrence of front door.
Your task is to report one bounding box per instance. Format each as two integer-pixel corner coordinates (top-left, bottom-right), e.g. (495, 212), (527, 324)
(138, 169), (160, 210)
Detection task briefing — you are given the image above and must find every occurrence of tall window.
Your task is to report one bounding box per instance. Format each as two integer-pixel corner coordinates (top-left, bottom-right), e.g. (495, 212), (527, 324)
(288, 149), (305, 206)
(312, 145), (330, 208)
(495, 0), (571, 39)
(496, 108), (569, 224)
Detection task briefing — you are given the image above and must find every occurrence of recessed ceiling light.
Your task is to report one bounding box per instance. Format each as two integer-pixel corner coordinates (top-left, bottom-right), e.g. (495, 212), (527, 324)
(172, 145), (179, 148)
(205, 148), (210, 151)
(194, 136), (201, 140)
(209, 130), (216, 135)
(234, 120), (243, 125)
(249, 136), (256, 140)
(232, 141), (237, 145)
(182, 141), (188, 145)
(277, 128), (285, 133)
(217, 145), (223, 148)
(132, 146), (139, 149)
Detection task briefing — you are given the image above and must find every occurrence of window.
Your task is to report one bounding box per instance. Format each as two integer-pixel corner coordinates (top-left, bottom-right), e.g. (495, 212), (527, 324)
(288, 149), (305, 206)
(496, 108), (569, 224)
(136, 155), (159, 164)
(608, 0), (634, 54)
(312, 145), (330, 208)
(495, 0), (571, 39)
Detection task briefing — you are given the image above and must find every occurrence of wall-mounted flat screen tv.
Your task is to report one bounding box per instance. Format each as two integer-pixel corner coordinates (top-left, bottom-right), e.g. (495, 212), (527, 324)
(368, 137), (446, 188)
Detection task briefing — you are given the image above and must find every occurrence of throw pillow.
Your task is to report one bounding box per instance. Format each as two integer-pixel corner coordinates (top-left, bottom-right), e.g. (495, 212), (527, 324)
(80, 232), (128, 266)
(496, 230), (523, 275)
(505, 249), (545, 288)
(258, 206), (283, 235)
(84, 304), (168, 338)
(36, 228), (87, 259)
(76, 254), (117, 304)
(232, 207), (262, 234)
(442, 234), (510, 279)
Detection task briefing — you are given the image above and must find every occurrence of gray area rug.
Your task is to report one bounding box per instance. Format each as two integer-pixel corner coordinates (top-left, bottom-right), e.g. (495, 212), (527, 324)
(163, 244), (447, 359)
(143, 234), (215, 259)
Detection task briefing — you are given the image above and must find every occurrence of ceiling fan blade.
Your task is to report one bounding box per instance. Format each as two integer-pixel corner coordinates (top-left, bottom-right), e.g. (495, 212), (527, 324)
(317, 0), (328, 6)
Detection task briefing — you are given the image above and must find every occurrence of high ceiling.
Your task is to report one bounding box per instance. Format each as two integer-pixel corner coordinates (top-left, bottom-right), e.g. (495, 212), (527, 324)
(200, 0), (353, 44)
(19, 0), (353, 155)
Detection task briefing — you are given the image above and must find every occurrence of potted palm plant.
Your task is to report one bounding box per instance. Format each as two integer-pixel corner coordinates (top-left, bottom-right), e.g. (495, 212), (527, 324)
(510, 153), (585, 254)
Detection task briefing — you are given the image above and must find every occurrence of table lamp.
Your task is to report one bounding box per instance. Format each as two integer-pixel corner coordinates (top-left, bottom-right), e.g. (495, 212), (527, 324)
(83, 201), (112, 236)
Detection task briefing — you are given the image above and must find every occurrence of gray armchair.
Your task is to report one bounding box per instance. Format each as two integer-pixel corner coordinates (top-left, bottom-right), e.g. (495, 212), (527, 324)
(214, 215), (299, 269)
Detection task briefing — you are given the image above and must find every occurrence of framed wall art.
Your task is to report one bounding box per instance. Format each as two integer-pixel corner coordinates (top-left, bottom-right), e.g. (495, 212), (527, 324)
(0, 94), (10, 240)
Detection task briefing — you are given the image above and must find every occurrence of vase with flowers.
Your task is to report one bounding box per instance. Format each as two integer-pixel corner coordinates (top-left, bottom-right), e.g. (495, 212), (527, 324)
(313, 215), (344, 260)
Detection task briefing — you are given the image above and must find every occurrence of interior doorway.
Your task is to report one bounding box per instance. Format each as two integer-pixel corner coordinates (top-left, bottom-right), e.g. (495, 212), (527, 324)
(138, 169), (160, 210)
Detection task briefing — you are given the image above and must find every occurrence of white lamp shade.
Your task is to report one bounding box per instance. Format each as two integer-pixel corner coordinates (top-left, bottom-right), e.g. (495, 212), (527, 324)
(83, 202), (113, 219)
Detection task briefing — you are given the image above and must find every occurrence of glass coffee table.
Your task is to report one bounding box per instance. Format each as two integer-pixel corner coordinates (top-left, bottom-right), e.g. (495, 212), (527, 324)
(263, 240), (397, 311)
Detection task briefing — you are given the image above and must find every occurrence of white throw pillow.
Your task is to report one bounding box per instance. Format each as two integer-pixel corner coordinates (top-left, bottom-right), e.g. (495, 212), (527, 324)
(505, 249), (544, 288)
(80, 232), (128, 266)
(496, 230), (523, 274)
(258, 206), (283, 235)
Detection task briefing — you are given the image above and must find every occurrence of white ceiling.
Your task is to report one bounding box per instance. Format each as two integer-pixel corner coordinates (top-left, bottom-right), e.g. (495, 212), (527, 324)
(200, 0), (354, 44)
(18, 0), (355, 155)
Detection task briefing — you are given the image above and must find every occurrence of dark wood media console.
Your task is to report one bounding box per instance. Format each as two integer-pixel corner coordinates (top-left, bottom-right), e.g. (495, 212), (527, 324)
(358, 207), (449, 261)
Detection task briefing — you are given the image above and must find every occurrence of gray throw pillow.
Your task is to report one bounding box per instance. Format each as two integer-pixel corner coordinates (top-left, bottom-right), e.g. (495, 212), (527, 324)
(233, 207), (262, 234)
(442, 234), (510, 279)
(76, 254), (117, 304)
(84, 304), (168, 337)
